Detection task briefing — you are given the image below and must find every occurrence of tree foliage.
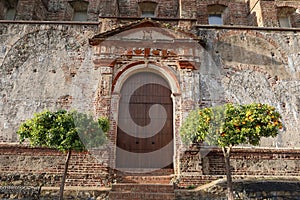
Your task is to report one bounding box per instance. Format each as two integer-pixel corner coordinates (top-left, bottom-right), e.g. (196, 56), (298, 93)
(98, 116), (110, 133)
(180, 103), (283, 147)
(17, 109), (108, 151)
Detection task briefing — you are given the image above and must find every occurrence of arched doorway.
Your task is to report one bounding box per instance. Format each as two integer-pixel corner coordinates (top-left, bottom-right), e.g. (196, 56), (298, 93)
(116, 72), (173, 170)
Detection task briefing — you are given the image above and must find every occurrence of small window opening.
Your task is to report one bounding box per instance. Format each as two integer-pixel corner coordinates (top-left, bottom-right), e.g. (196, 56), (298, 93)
(139, 1), (158, 18)
(277, 6), (296, 28)
(142, 11), (155, 17)
(73, 11), (88, 21)
(3, 0), (18, 20)
(5, 8), (16, 20)
(207, 4), (227, 25)
(70, 1), (88, 21)
(209, 14), (222, 25)
(279, 17), (291, 27)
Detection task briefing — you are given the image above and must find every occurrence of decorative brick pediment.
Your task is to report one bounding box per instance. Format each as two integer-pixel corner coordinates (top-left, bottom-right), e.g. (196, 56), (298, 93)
(90, 19), (202, 71)
(178, 61), (197, 70)
(125, 48), (177, 58)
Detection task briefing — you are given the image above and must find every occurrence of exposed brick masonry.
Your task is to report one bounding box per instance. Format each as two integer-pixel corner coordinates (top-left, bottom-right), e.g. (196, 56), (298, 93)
(178, 148), (300, 188)
(1, 0), (300, 28)
(0, 144), (110, 187)
(1, 144), (299, 189)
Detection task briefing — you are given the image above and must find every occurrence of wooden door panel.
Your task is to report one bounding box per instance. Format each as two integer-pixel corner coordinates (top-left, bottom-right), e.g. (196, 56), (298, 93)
(116, 72), (173, 169)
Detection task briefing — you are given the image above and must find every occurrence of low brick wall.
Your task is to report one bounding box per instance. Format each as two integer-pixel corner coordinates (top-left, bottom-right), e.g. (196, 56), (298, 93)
(2, 144), (300, 191)
(178, 147), (300, 188)
(0, 144), (110, 188)
(205, 148), (300, 176)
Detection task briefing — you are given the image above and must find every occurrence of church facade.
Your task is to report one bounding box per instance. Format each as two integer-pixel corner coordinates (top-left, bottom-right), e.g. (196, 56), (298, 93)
(1, 0), (300, 196)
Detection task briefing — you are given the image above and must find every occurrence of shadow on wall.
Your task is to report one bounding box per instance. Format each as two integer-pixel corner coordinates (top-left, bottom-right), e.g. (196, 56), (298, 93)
(247, 11), (258, 27)
(216, 42), (283, 66)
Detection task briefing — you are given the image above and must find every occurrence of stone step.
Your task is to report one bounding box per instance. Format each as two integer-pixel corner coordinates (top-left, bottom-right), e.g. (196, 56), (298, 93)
(108, 191), (175, 200)
(114, 168), (174, 176)
(111, 183), (174, 193)
(120, 175), (173, 184)
(177, 175), (221, 188)
(109, 183), (175, 200)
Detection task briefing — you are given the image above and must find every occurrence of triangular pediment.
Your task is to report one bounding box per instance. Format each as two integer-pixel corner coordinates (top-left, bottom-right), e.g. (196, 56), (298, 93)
(89, 19), (200, 45)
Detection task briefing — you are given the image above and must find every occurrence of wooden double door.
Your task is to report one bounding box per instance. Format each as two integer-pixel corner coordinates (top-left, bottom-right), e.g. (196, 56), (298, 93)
(116, 72), (173, 169)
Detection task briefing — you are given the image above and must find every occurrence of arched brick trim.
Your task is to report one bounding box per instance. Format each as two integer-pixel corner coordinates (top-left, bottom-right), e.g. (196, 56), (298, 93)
(276, 2), (299, 8)
(111, 61), (145, 93)
(112, 61), (181, 95)
(277, 6), (296, 15)
(207, 1), (229, 7)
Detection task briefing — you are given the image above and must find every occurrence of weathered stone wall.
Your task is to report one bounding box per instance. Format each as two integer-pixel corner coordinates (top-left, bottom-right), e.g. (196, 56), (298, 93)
(260, 1), (278, 27)
(0, 186), (109, 199)
(1, 21), (300, 147)
(15, 0), (47, 20)
(39, 188), (109, 200)
(0, 22), (98, 142)
(176, 180), (300, 200)
(194, 26), (300, 147)
(0, 0), (114, 21)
